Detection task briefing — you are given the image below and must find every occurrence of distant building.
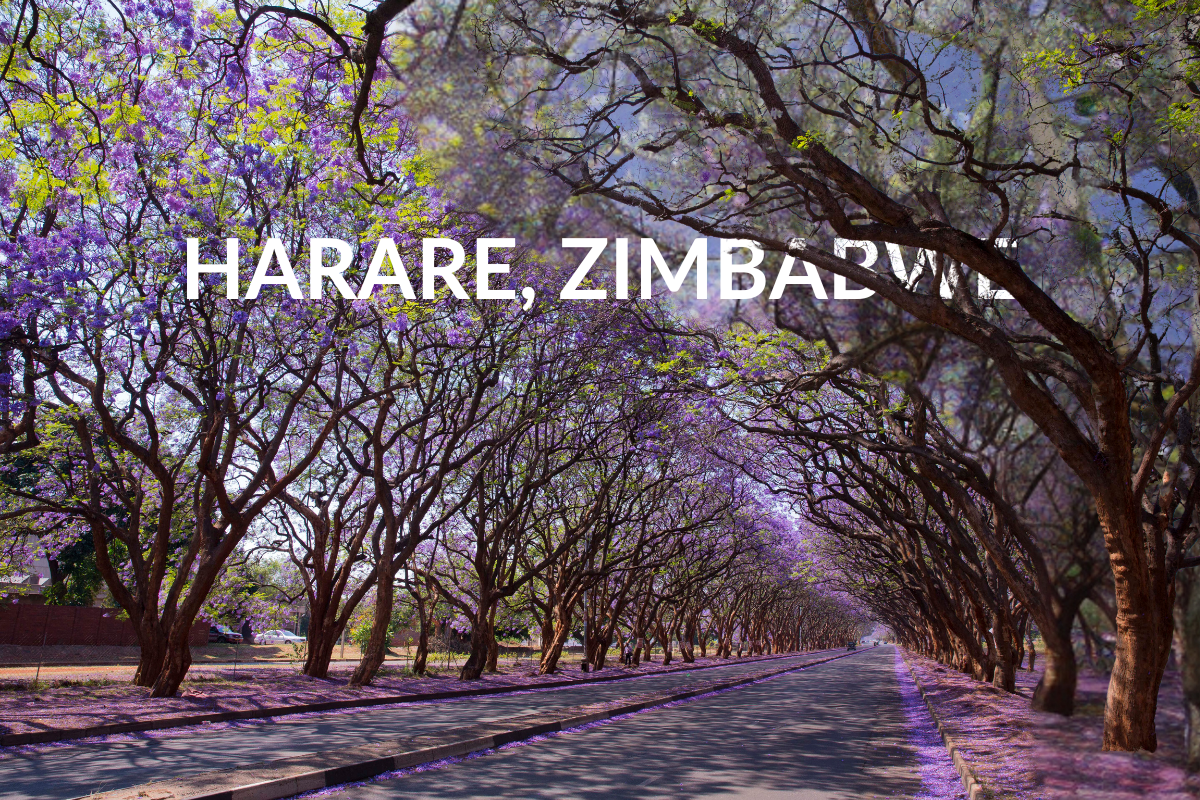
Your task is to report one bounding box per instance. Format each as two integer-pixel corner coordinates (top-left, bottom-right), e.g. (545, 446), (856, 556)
(0, 553), (51, 603)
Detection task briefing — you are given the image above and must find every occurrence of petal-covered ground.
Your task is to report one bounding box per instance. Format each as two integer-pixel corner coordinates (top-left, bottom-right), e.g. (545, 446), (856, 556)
(905, 652), (1199, 799)
(0, 653), (793, 739)
(894, 649), (968, 799)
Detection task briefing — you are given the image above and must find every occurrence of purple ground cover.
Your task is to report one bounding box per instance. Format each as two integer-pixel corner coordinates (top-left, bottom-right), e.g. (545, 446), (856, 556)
(0, 653), (796, 739)
(905, 651), (1199, 799)
(893, 649), (968, 800)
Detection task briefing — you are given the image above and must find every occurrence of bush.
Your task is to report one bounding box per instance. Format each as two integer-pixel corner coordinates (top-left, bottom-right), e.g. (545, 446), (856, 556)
(350, 608), (403, 650)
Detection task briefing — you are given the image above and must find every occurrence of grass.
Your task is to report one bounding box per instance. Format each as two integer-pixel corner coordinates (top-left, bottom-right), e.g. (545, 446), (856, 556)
(183, 673), (235, 685)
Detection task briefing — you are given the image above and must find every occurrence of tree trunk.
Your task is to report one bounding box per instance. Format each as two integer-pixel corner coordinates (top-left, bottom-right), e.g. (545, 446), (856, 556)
(303, 599), (353, 679)
(593, 629), (612, 669)
(350, 576), (395, 687)
(990, 614), (1018, 693)
(539, 601), (574, 675)
(414, 617), (430, 676)
(595, 643), (609, 669)
(133, 617), (167, 688)
(150, 621), (194, 697)
(679, 618), (696, 663)
(460, 607), (491, 680)
(485, 609), (499, 673)
(302, 574), (341, 679)
(992, 649), (1016, 692)
(1175, 567), (1200, 770)
(304, 626), (341, 679)
(540, 610), (555, 655)
(539, 623), (572, 674)
(1032, 625), (1078, 715)
(1104, 547), (1173, 751)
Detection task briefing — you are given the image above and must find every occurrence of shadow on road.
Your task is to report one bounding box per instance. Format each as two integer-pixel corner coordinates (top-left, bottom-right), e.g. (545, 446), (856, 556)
(327, 646), (922, 800)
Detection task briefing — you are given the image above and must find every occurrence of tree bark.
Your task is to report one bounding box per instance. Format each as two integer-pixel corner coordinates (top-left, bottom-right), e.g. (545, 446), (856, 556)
(460, 605), (492, 680)
(413, 618), (430, 676)
(150, 620), (195, 697)
(1175, 567), (1200, 770)
(539, 623), (572, 674)
(485, 609), (499, 673)
(304, 626), (342, 679)
(679, 616), (696, 663)
(133, 616), (167, 688)
(659, 625), (673, 665)
(1103, 511), (1175, 751)
(350, 571), (394, 688)
(1033, 639), (1078, 716)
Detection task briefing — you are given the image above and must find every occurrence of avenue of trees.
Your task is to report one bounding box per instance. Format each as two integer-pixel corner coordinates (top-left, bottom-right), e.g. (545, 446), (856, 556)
(456, 0), (1199, 760)
(2, 0), (1199, 771)
(0, 0), (864, 700)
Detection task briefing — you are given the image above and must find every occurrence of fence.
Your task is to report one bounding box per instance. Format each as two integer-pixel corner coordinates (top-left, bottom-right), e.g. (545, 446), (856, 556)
(0, 604), (208, 647)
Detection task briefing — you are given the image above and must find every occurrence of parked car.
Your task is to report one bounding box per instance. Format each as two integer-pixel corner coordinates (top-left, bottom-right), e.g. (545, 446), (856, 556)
(257, 629), (305, 645)
(209, 624), (244, 644)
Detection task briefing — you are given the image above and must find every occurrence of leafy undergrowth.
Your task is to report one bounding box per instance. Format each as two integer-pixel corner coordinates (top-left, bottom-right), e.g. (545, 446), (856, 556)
(906, 652), (1199, 799)
(0, 653), (792, 739)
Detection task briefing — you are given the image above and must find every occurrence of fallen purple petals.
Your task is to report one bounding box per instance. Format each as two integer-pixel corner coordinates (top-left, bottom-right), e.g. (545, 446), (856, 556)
(903, 651), (1200, 799)
(893, 649), (968, 800)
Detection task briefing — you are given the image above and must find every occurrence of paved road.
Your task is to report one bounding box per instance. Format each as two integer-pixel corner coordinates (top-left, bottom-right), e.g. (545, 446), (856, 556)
(319, 646), (921, 800)
(0, 651), (843, 800)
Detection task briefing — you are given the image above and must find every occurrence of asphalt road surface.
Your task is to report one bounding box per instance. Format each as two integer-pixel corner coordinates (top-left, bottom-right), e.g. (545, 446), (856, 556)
(316, 645), (923, 800)
(0, 651), (850, 800)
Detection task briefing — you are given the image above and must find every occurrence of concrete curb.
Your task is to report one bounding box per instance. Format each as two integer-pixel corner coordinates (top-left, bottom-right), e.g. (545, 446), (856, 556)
(900, 650), (988, 800)
(76, 650), (860, 800)
(0, 650), (822, 749)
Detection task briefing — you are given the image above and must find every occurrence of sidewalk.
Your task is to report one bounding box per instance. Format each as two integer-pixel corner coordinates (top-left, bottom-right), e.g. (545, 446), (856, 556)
(0, 651), (813, 746)
(902, 650), (1198, 799)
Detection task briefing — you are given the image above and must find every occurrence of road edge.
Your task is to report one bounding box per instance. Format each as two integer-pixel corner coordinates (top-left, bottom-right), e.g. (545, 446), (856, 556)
(74, 650), (861, 800)
(900, 649), (989, 800)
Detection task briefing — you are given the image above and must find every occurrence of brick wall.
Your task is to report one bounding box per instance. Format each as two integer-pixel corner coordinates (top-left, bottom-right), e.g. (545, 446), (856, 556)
(0, 604), (208, 647)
